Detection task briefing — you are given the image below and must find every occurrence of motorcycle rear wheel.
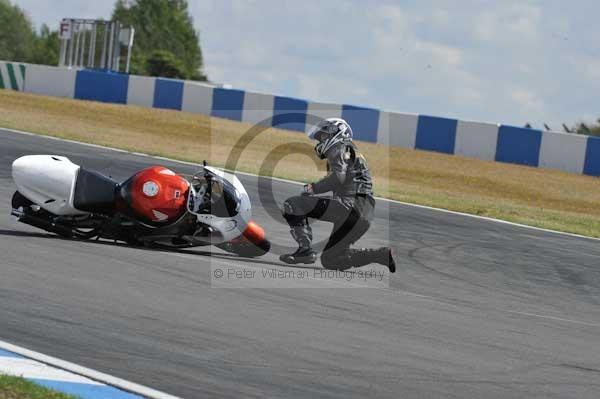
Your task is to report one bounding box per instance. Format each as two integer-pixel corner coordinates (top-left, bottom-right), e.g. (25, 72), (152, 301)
(11, 190), (33, 209)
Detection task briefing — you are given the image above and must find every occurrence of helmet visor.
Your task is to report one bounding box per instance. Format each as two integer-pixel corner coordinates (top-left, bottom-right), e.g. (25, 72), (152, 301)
(307, 120), (339, 141)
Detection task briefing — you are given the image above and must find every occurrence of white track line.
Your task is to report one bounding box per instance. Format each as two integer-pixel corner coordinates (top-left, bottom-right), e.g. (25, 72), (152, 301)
(0, 339), (182, 399)
(2, 126), (599, 242)
(0, 357), (103, 385)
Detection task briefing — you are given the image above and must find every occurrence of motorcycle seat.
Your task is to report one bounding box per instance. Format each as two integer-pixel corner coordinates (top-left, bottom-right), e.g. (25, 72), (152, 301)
(73, 167), (118, 213)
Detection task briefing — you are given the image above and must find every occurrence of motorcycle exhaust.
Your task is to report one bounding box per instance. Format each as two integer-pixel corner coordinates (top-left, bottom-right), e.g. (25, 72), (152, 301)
(14, 210), (74, 238)
(11, 209), (24, 218)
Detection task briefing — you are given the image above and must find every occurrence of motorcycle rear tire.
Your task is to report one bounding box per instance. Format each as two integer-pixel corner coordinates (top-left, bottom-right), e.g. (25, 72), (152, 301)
(11, 191), (33, 209)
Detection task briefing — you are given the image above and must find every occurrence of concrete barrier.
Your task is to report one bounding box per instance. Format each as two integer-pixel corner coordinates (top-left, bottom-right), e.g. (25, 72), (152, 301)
(539, 130), (588, 174)
(153, 78), (184, 110)
(4, 62), (599, 177)
(241, 91), (274, 126)
(181, 81), (213, 115)
(495, 125), (542, 167)
(0, 61), (26, 91)
(272, 95), (308, 131)
(74, 70), (129, 104)
(127, 75), (155, 108)
(24, 64), (76, 98)
(454, 121), (499, 161)
(415, 115), (458, 154)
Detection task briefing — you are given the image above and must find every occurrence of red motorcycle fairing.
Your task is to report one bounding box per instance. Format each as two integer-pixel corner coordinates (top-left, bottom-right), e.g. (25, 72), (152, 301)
(118, 166), (190, 224)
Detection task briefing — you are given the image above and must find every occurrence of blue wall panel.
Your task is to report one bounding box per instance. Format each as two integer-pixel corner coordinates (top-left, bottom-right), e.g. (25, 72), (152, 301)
(415, 115), (457, 154)
(152, 78), (183, 110)
(584, 136), (600, 176)
(272, 96), (308, 132)
(341, 105), (379, 143)
(74, 70), (129, 104)
(495, 125), (542, 166)
(211, 88), (245, 121)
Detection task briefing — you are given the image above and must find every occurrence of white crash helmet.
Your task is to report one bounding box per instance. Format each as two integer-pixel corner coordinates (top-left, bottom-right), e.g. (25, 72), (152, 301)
(307, 118), (353, 159)
(187, 166), (251, 244)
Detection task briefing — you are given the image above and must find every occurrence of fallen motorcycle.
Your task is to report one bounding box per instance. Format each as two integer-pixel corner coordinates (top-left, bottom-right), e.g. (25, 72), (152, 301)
(10, 155), (270, 257)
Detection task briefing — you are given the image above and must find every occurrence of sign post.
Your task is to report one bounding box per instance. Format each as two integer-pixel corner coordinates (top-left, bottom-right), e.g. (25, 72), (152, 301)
(57, 18), (134, 73)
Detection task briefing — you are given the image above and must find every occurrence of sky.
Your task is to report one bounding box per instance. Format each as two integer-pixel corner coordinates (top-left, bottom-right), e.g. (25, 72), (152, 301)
(13, 0), (600, 128)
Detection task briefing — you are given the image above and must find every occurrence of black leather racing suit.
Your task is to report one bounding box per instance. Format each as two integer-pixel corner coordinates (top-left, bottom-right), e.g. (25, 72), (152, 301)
(282, 140), (386, 270)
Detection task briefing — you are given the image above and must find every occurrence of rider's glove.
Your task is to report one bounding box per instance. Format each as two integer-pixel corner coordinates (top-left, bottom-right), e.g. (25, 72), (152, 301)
(302, 184), (314, 195)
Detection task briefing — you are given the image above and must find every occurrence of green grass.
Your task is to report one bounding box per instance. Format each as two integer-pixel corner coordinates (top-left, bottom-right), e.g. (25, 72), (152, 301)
(1, 89), (600, 237)
(0, 374), (78, 399)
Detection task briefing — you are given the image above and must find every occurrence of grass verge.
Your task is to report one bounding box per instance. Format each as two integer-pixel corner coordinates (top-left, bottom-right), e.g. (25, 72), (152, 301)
(0, 374), (77, 399)
(1, 90), (600, 237)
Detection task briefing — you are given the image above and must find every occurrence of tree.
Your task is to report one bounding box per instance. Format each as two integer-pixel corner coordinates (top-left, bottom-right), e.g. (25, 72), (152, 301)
(30, 24), (60, 66)
(0, 1), (60, 66)
(0, 0), (36, 62)
(112, 0), (207, 80)
(574, 119), (600, 137)
(145, 49), (186, 79)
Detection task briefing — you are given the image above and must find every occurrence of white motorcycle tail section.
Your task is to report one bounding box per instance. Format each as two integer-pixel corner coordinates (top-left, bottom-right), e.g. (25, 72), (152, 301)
(12, 155), (88, 215)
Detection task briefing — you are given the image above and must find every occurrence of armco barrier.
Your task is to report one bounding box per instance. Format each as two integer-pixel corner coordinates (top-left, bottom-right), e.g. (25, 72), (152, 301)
(2, 62), (598, 177)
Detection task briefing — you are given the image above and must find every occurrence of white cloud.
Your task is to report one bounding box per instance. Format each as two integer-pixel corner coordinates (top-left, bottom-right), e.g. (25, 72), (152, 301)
(510, 88), (545, 115)
(474, 3), (541, 44)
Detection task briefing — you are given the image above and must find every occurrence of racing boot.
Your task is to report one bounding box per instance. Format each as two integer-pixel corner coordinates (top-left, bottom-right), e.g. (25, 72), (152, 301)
(348, 247), (396, 273)
(280, 224), (317, 264)
(383, 247), (397, 273)
(280, 246), (317, 264)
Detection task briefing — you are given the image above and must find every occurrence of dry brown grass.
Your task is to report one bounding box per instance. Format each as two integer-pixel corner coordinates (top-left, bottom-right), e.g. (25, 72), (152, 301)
(1, 90), (600, 237)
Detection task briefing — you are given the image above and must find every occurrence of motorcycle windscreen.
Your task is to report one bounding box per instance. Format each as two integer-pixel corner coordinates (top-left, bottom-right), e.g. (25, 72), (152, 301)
(188, 175), (240, 218)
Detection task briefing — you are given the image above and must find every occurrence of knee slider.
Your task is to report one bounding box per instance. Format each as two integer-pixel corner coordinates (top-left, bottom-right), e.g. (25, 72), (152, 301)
(283, 199), (296, 216)
(282, 197), (305, 225)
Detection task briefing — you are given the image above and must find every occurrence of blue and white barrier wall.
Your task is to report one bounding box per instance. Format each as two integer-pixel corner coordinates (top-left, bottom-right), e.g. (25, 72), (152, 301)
(4, 61), (599, 177)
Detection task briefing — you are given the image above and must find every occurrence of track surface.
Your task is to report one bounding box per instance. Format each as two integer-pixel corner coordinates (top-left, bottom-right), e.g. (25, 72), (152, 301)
(1, 129), (600, 398)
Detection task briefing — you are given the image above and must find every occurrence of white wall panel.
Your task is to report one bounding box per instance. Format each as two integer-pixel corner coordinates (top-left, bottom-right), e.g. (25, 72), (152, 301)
(127, 75), (155, 107)
(241, 91), (274, 125)
(306, 102), (342, 131)
(379, 111), (418, 148)
(454, 120), (499, 161)
(24, 65), (77, 98)
(181, 81), (213, 115)
(539, 130), (587, 174)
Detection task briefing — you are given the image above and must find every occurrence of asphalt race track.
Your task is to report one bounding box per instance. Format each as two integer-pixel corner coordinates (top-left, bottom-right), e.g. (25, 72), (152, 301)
(1, 128), (600, 399)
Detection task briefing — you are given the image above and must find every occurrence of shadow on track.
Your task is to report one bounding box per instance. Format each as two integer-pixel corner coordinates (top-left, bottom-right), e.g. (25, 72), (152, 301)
(0, 228), (325, 271)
